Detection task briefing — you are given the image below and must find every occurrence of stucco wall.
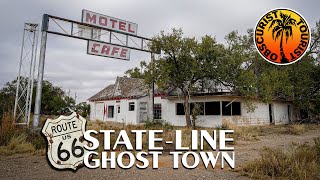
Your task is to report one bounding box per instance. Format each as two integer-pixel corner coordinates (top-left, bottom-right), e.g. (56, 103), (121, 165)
(159, 96), (291, 127)
(89, 96), (292, 127)
(89, 99), (139, 125)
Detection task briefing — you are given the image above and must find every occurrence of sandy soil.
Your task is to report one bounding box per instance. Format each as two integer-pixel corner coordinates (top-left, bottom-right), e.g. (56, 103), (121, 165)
(0, 128), (319, 180)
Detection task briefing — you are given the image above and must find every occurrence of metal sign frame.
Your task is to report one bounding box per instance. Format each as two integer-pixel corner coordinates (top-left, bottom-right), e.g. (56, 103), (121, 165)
(33, 12), (154, 128)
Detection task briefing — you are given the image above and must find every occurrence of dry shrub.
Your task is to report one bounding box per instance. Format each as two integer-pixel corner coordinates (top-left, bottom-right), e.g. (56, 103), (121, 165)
(0, 112), (16, 146)
(287, 124), (305, 135)
(242, 138), (320, 179)
(0, 133), (35, 155)
(0, 112), (46, 156)
(219, 120), (259, 143)
(8, 133), (35, 153)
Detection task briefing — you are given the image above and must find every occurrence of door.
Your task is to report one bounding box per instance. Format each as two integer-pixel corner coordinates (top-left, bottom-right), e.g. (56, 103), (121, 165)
(95, 103), (104, 121)
(139, 102), (148, 123)
(288, 105), (291, 123)
(269, 104), (274, 125)
(115, 105), (121, 122)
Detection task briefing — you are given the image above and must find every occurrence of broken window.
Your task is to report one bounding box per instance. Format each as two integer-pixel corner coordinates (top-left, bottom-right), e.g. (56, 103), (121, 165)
(176, 103), (185, 115)
(153, 103), (162, 120)
(205, 101), (220, 115)
(222, 101), (232, 115)
(108, 106), (114, 118)
(222, 101), (241, 116)
(190, 102), (204, 115)
(129, 102), (135, 111)
(232, 102), (241, 115)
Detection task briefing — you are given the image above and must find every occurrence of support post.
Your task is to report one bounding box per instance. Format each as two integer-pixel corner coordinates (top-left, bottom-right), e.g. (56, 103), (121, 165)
(33, 14), (49, 128)
(27, 26), (39, 128)
(33, 31), (47, 128)
(151, 52), (155, 122)
(24, 27), (36, 126)
(13, 27), (26, 121)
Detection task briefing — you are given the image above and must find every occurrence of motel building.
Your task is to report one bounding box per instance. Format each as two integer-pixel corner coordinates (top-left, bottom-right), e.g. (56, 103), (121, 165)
(88, 76), (293, 127)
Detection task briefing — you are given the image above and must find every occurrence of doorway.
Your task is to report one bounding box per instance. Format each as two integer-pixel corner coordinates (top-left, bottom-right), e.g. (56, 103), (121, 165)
(269, 104), (274, 125)
(288, 105), (291, 123)
(115, 105), (120, 122)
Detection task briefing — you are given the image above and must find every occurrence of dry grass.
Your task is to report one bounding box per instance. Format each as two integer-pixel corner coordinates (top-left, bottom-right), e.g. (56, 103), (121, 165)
(219, 120), (315, 144)
(0, 112), (46, 156)
(242, 138), (320, 179)
(287, 124), (306, 135)
(0, 133), (35, 156)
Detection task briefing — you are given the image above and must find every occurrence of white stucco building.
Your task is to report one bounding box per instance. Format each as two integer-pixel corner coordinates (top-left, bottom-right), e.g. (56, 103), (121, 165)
(88, 77), (293, 127)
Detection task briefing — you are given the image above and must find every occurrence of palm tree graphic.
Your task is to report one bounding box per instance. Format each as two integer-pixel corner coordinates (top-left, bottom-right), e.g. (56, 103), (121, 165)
(268, 11), (297, 63)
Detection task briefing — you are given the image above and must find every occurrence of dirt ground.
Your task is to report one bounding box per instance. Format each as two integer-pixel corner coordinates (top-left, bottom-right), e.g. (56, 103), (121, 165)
(0, 127), (320, 180)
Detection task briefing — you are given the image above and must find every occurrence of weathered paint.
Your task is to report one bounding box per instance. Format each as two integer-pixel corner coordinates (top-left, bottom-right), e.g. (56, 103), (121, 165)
(89, 96), (292, 127)
(42, 113), (89, 170)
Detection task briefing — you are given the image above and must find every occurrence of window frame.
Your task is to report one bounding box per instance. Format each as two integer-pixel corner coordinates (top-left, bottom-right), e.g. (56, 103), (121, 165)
(129, 102), (135, 111)
(108, 105), (114, 118)
(153, 103), (162, 120)
(190, 102), (204, 115)
(231, 102), (241, 116)
(204, 101), (221, 115)
(222, 101), (241, 116)
(176, 103), (185, 115)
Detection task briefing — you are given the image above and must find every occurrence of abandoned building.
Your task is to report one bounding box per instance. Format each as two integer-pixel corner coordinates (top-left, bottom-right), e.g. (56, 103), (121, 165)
(88, 76), (292, 127)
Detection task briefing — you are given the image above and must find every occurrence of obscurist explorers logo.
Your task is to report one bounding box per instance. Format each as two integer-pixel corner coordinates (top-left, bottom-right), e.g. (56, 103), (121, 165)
(254, 8), (310, 65)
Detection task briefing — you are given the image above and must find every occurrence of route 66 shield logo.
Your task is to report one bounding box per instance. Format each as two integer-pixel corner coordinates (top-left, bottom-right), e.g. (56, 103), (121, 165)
(42, 112), (89, 170)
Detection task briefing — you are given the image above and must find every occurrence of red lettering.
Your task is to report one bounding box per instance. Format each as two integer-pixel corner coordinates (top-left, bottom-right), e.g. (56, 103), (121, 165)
(86, 13), (96, 24)
(99, 17), (108, 26)
(111, 47), (120, 55)
(119, 21), (126, 31)
(120, 49), (128, 58)
(101, 45), (111, 54)
(110, 19), (117, 28)
(128, 24), (135, 33)
(91, 43), (100, 53)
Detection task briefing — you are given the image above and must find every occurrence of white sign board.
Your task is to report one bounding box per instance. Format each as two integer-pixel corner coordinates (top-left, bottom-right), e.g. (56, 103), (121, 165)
(87, 40), (130, 60)
(42, 113), (89, 170)
(82, 9), (138, 35)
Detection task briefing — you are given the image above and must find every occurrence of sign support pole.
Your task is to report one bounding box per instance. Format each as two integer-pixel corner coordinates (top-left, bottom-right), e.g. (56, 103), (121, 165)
(151, 52), (155, 122)
(33, 15), (49, 128)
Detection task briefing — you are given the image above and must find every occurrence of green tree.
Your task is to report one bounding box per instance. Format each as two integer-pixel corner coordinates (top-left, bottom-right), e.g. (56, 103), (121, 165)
(149, 29), (221, 127)
(39, 80), (75, 115)
(124, 61), (147, 79)
(75, 102), (90, 117)
(126, 20), (320, 124)
(0, 78), (76, 118)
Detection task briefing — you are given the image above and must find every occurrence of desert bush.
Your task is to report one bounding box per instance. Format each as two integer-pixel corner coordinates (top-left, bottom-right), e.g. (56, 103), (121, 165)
(0, 112), (17, 146)
(287, 124), (306, 135)
(0, 133), (36, 155)
(26, 129), (46, 150)
(0, 112), (46, 155)
(242, 138), (320, 179)
(144, 119), (173, 131)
